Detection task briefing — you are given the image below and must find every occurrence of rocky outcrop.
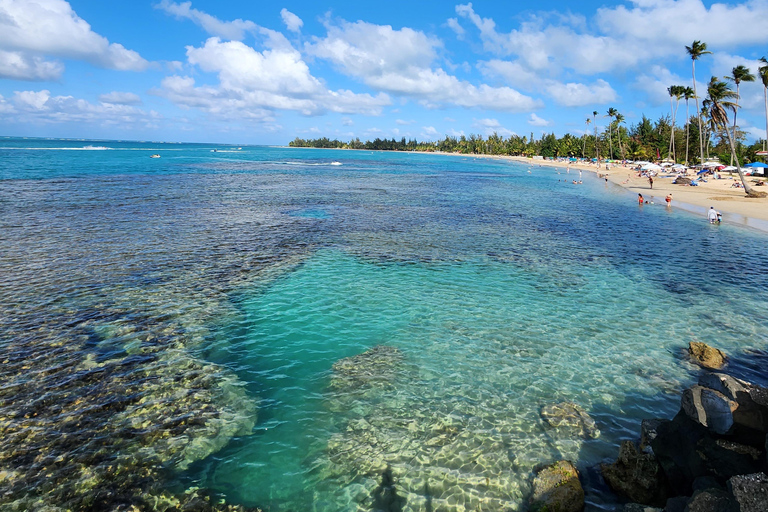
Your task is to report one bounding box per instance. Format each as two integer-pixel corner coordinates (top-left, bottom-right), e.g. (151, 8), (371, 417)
(688, 342), (727, 370)
(622, 505), (662, 512)
(727, 472), (768, 512)
(601, 441), (668, 506)
(529, 460), (584, 512)
(681, 385), (737, 434)
(540, 401), (600, 439)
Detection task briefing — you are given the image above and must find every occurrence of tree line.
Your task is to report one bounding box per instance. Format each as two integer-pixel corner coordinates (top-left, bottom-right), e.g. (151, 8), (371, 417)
(290, 40), (768, 197)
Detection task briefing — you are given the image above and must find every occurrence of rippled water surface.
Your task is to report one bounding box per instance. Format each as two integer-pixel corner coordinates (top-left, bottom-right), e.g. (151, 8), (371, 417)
(1, 138), (768, 511)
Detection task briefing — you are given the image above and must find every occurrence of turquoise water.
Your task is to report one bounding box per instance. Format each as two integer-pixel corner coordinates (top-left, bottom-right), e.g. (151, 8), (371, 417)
(1, 137), (767, 511)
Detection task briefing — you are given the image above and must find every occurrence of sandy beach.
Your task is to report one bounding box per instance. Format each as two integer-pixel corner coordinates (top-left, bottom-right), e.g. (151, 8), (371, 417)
(498, 155), (768, 232)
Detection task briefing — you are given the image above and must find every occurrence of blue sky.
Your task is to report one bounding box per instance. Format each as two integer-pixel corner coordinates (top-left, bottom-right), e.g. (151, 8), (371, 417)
(2, 0), (768, 144)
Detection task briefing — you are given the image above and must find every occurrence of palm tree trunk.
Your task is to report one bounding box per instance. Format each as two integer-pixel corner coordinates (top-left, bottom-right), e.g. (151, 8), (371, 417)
(668, 96), (675, 160)
(724, 125), (755, 195)
(764, 85), (768, 152)
(685, 100), (690, 165)
(731, 83), (740, 166)
(693, 61), (704, 165)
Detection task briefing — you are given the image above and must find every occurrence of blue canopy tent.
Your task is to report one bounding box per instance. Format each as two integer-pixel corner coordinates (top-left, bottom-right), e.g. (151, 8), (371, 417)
(744, 162), (768, 168)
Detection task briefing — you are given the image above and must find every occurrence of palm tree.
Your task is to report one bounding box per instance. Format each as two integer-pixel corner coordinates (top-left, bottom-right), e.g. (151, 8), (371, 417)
(725, 65), (756, 164)
(593, 110), (599, 164)
(686, 41), (711, 165)
(583, 118), (591, 157)
(683, 86), (695, 165)
(606, 107), (618, 159)
(759, 57), (768, 152)
(667, 85), (684, 161)
(704, 77), (757, 196)
(616, 112), (626, 160)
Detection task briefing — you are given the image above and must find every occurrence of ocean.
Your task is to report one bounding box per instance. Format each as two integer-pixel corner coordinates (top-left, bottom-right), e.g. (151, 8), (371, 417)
(1, 137), (767, 511)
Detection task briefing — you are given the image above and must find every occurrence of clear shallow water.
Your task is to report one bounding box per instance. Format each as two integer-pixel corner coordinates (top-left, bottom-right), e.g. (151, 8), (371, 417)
(1, 137), (767, 511)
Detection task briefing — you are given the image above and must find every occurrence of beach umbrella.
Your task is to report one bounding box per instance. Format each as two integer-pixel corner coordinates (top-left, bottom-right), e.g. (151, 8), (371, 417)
(671, 164), (686, 169)
(701, 162), (720, 167)
(721, 166), (737, 171)
(641, 163), (662, 170)
(744, 162), (768, 168)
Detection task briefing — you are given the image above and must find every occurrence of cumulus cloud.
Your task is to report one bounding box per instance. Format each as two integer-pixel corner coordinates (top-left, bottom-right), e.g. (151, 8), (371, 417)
(99, 91), (143, 105)
(446, 18), (465, 39)
(0, 50), (63, 81)
(155, 36), (390, 119)
(474, 118), (514, 136)
(0, 0), (148, 78)
(307, 18), (540, 112)
(528, 113), (551, 127)
(155, 0), (257, 40)
(280, 8), (303, 33)
(3, 88), (158, 127)
(545, 79), (617, 107)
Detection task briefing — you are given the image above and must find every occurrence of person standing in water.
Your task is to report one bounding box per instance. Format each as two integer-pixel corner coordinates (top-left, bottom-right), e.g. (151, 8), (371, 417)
(638, 193), (644, 205)
(707, 207), (719, 223)
(665, 194), (672, 207)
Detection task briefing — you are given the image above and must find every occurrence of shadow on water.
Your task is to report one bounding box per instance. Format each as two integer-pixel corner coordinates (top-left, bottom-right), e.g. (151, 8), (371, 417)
(371, 466), (407, 512)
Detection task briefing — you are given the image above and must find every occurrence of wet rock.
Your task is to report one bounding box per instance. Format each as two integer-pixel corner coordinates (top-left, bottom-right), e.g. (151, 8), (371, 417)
(689, 342), (726, 370)
(529, 460), (584, 512)
(684, 488), (738, 512)
(663, 495), (689, 512)
(600, 440), (668, 506)
(681, 385), (737, 435)
(330, 345), (403, 391)
(697, 437), (765, 481)
(699, 373), (768, 434)
(640, 419), (663, 453)
(650, 412), (709, 496)
(727, 472), (768, 512)
(540, 401), (600, 439)
(622, 504), (662, 512)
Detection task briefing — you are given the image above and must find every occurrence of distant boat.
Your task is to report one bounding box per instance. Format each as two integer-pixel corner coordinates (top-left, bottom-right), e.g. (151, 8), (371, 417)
(150, 154), (160, 158)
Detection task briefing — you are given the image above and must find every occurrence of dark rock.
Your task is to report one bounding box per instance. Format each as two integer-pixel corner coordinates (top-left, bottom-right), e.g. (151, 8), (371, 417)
(650, 412), (709, 495)
(692, 476), (724, 492)
(697, 437), (764, 480)
(529, 460), (585, 512)
(664, 495), (689, 512)
(688, 342), (726, 370)
(600, 440), (668, 506)
(622, 504), (662, 512)
(683, 488), (738, 512)
(674, 177), (693, 185)
(681, 385), (737, 435)
(640, 419), (663, 453)
(540, 401), (600, 439)
(699, 373), (768, 435)
(727, 472), (768, 512)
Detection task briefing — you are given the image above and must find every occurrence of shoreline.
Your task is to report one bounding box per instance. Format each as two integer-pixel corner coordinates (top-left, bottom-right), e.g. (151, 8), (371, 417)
(407, 151), (768, 232)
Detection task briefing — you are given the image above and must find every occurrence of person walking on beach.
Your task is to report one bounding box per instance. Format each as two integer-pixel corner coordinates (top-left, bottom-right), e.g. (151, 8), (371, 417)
(638, 193), (644, 205)
(665, 194), (672, 207)
(707, 206), (719, 223)
(648, 176), (654, 189)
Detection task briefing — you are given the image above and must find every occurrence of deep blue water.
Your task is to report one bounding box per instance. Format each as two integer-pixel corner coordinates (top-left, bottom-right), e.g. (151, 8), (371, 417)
(1, 137), (767, 511)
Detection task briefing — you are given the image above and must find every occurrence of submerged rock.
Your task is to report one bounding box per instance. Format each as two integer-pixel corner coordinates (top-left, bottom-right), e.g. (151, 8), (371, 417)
(688, 342), (727, 370)
(529, 460), (584, 512)
(541, 401), (600, 439)
(330, 345), (403, 391)
(601, 440), (668, 506)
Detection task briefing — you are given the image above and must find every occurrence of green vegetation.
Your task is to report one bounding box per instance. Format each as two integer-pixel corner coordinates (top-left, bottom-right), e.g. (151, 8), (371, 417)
(289, 115), (765, 165)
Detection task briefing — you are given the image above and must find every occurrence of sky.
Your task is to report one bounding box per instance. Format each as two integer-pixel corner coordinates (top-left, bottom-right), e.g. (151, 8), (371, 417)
(2, 0), (768, 145)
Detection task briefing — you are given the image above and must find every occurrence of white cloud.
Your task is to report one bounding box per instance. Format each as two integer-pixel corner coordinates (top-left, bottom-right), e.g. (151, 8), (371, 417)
(307, 18), (539, 112)
(545, 79), (617, 107)
(422, 126), (438, 138)
(341, 117), (353, 126)
(155, 0), (257, 40)
(99, 91), (143, 105)
(474, 118), (514, 136)
(0, 0), (148, 74)
(632, 65), (691, 108)
(156, 37), (389, 119)
(0, 50), (63, 81)
(3, 88), (157, 127)
(396, 119), (414, 125)
(280, 8), (303, 33)
(528, 113), (551, 127)
(446, 18), (465, 39)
